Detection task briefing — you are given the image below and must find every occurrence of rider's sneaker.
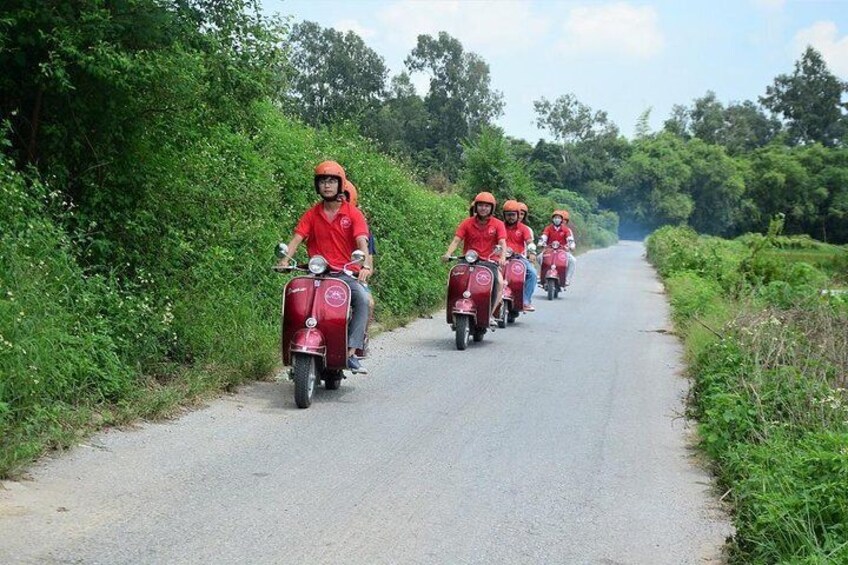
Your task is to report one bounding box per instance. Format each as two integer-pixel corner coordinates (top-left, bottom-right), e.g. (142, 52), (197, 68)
(347, 356), (368, 375)
(523, 304), (536, 312)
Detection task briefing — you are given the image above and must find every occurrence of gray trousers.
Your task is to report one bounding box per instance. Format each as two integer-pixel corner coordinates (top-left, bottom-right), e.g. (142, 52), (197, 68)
(330, 273), (369, 350)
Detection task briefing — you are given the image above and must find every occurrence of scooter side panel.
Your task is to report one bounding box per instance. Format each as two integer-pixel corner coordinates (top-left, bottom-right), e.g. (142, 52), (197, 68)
(446, 263), (471, 324)
(505, 258), (526, 311)
(311, 279), (351, 370)
(282, 277), (317, 366)
(467, 264), (495, 329)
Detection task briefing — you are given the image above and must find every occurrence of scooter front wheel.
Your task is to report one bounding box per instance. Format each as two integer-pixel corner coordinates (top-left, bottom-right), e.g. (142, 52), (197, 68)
(292, 354), (316, 408)
(546, 279), (555, 301)
(455, 315), (471, 350)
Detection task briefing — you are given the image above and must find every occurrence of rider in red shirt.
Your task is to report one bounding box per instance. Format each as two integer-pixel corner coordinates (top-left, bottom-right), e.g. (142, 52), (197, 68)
(278, 161), (372, 373)
(538, 209), (576, 286)
(540, 210), (574, 247)
(442, 191), (507, 315)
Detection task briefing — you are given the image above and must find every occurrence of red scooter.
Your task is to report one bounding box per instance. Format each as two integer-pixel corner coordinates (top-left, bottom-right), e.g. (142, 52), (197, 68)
(274, 244), (366, 408)
(503, 250), (526, 325)
(445, 250), (504, 350)
(539, 241), (568, 300)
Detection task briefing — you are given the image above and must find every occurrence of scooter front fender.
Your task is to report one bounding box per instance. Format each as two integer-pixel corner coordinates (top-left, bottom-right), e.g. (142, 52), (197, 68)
(289, 328), (327, 358)
(452, 298), (477, 316)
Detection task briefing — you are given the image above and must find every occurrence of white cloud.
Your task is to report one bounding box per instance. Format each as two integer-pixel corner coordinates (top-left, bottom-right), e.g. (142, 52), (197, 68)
(794, 21), (848, 77)
(334, 18), (377, 39)
(557, 3), (664, 59)
(376, 0), (549, 52)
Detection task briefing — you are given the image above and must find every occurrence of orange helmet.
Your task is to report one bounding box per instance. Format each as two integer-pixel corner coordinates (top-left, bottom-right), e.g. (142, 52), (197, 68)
(552, 209), (570, 222)
(473, 191), (496, 207)
(314, 160), (347, 197)
(517, 202), (528, 220)
(343, 179), (358, 207)
(469, 191), (497, 217)
(502, 200), (521, 213)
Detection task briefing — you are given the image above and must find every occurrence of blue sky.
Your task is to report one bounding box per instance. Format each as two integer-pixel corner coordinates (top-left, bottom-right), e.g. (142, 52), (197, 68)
(262, 0), (848, 142)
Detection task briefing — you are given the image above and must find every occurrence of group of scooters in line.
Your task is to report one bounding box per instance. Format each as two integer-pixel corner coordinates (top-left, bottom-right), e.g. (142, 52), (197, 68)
(273, 161), (576, 408)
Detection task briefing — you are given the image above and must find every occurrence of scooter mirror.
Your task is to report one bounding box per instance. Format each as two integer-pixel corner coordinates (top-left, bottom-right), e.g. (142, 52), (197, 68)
(275, 243), (289, 259)
(351, 250), (366, 263)
(527, 243), (537, 253)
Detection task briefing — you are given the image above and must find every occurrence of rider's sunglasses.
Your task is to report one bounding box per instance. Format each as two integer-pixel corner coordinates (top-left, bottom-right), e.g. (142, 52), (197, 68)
(317, 176), (338, 185)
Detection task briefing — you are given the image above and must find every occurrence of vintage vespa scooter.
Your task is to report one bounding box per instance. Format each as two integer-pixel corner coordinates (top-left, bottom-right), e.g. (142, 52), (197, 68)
(539, 240), (569, 300)
(274, 244), (366, 408)
(503, 249), (527, 325)
(445, 249), (504, 350)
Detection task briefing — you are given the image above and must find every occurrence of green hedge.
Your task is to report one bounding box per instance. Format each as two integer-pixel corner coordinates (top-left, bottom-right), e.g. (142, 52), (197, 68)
(0, 104), (466, 477)
(647, 226), (848, 563)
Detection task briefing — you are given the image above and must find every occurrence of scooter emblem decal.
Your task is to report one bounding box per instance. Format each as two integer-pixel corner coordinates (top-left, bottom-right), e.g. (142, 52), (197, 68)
(324, 284), (348, 307)
(511, 262), (524, 275)
(287, 287), (306, 295)
(475, 269), (492, 285)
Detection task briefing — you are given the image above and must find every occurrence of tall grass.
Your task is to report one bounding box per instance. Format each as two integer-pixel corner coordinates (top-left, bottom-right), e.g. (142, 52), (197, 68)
(647, 226), (848, 563)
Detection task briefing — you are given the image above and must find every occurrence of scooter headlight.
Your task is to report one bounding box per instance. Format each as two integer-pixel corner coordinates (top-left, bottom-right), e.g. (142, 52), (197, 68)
(464, 250), (479, 264)
(308, 256), (329, 275)
(551, 241), (561, 249)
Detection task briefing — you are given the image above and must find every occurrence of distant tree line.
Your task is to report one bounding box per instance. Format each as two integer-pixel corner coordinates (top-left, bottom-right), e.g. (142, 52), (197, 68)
(283, 23), (848, 243)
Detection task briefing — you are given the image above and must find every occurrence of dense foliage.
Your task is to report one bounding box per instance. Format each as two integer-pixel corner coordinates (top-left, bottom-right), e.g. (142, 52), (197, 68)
(283, 24), (848, 242)
(0, 1), (473, 476)
(647, 225), (848, 563)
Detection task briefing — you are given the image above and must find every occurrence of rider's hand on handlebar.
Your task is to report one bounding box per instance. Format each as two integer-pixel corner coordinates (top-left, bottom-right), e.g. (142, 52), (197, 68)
(357, 266), (371, 282)
(441, 253), (452, 263)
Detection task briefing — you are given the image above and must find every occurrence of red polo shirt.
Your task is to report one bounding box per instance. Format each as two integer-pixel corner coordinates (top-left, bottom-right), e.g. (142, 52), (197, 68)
(455, 216), (507, 260)
(294, 201), (369, 271)
(542, 224), (573, 246)
(505, 222), (532, 255)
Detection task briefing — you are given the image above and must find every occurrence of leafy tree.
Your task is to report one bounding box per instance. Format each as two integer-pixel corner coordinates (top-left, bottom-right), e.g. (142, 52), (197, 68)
(533, 93), (618, 144)
(0, 0), (285, 190)
(613, 133), (693, 233)
(689, 91), (725, 145)
(760, 46), (848, 147)
(460, 126), (533, 202)
(665, 92), (779, 154)
(663, 104), (691, 138)
(364, 72), (428, 159)
(286, 21), (387, 127)
(634, 107), (653, 140)
(405, 32), (503, 178)
(741, 144), (818, 235)
(685, 139), (745, 235)
(720, 100), (781, 154)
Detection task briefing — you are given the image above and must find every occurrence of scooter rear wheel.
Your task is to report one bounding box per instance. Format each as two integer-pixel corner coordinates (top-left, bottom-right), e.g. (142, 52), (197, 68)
(497, 302), (508, 328)
(292, 354), (316, 408)
(324, 371), (342, 390)
(324, 377), (342, 390)
(455, 315), (471, 350)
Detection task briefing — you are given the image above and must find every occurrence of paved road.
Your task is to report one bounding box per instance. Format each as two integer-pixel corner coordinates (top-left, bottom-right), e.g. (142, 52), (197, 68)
(0, 241), (731, 564)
